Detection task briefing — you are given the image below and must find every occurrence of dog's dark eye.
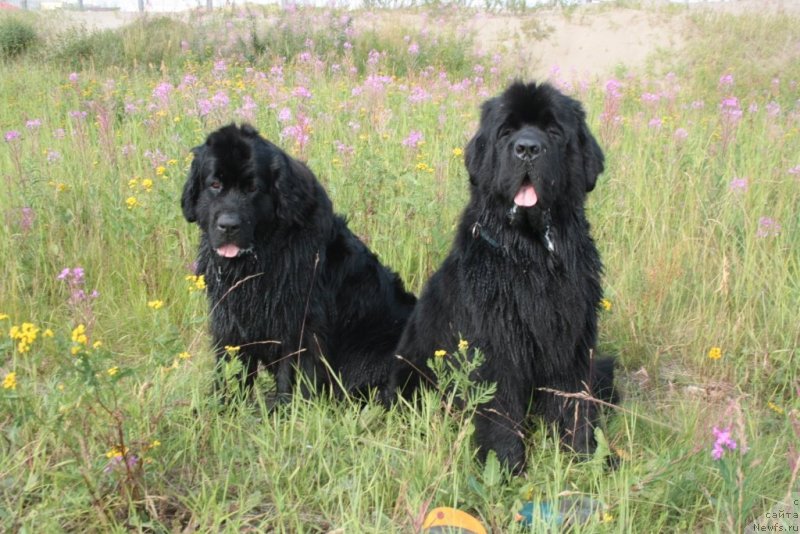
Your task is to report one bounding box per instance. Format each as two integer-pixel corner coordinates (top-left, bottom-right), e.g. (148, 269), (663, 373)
(548, 127), (562, 139)
(499, 128), (513, 139)
(209, 180), (222, 191)
(246, 183), (258, 193)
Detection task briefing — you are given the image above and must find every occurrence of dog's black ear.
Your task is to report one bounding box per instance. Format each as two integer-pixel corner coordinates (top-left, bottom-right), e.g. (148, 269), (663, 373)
(465, 98), (496, 186)
(574, 104), (605, 192)
(464, 132), (486, 187)
(274, 154), (318, 227)
(181, 145), (205, 222)
(239, 123), (260, 138)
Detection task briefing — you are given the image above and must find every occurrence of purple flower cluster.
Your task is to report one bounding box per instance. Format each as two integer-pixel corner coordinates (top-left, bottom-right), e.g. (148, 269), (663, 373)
(236, 95), (258, 122)
(729, 177), (748, 193)
(409, 86), (431, 103)
(152, 82), (174, 105)
(756, 217), (781, 238)
(292, 86), (312, 99)
(402, 130), (424, 149)
(281, 112), (312, 152)
(19, 207), (34, 233)
(57, 267), (99, 305)
(601, 78), (624, 135)
(711, 426), (737, 460)
(104, 454), (139, 474)
(720, 96), (742, 124)
(334, 140), (355, 156)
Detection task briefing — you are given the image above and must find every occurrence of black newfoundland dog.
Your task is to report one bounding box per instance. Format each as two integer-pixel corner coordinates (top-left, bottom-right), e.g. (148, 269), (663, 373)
(389, 82), (616, 473)
(182, 123), (416, 402)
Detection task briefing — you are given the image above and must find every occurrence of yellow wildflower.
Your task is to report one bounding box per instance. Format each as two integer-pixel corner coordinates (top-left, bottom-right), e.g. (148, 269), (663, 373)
(225, 345), (240, 356)
(452, 147), (464, 157)
(186, 274), (206, 291)
(147, 300), (164, 310)
(3, 372), (17, 390)
(92, 340), (103, 349)
(601, 512), (614, 523)
(0, 313), (9, 321)
(434, 349), (447, 358)
(71, 324), (88, 345)
(767, 401), (784, 415)
(128, 178), (139, 189)
(178, 351), (191, 360)
(600, 298), (612, 311)
(107, 366), (119, 377)
(458, 339), (469, 351)
(148, 439), (161, 449)
(707, 347), (722, 360)
(155, 166), (166, 177)
(9, 322), (39, 353)
(141, 178), (154, 192)
(43, 328), (54, 338)
(106, 445), (128, 459)
(126, 196), (138, 210)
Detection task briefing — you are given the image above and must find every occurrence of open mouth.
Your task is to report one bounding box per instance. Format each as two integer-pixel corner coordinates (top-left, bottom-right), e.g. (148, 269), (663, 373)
(513, 175), (538, 208)
(215, 244), (253, 258)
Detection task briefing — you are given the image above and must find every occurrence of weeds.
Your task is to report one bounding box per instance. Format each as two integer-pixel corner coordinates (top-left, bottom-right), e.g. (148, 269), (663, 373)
(0, 16), (37, 59)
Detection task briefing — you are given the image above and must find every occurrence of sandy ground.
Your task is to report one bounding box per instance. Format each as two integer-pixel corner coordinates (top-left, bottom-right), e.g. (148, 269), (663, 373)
(51, 0), (799, 79)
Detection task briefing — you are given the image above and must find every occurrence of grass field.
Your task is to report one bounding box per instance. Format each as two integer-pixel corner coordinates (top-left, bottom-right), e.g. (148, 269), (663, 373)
(1, 4), (798, 532)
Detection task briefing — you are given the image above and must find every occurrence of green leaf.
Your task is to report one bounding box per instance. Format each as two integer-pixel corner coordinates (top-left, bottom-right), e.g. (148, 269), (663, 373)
(483, 450), (502, 488)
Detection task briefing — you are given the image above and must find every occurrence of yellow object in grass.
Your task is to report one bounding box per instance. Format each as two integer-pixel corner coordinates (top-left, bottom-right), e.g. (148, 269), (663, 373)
(422, 507), (487, 534)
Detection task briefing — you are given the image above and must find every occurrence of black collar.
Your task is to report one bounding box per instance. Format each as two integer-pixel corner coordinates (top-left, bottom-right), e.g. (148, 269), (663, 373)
(470, 208), (556, 255)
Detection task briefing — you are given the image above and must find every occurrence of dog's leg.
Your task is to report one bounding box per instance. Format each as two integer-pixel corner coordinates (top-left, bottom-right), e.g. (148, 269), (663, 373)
(473, 395), (528, 475)
(542, 367), (598, 455)
(275, 356), (294, 405)
(556, 395), (597, 456)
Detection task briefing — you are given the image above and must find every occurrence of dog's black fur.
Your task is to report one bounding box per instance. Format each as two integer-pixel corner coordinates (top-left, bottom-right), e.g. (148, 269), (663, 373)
(388, 82), (616, 473)
(182, 123), (416, 402)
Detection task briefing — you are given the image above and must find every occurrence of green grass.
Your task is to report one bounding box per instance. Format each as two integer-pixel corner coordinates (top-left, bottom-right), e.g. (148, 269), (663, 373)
(1, 5), (799, 532)
(0, 14), (38, 60)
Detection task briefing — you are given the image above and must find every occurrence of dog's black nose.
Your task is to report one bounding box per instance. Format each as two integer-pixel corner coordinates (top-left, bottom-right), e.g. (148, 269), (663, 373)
(216, 213), (241, 233)
(514, 138), (542, 161)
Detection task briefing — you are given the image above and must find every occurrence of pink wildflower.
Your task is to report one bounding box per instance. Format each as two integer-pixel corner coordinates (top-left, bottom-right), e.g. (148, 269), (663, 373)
(402, 130), (424, 149)
(711, 426), (737, 460)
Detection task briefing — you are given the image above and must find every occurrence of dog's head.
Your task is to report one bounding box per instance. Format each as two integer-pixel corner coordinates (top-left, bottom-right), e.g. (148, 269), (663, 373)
(465, 81), (604, 223)
(181, 123), (320, 259)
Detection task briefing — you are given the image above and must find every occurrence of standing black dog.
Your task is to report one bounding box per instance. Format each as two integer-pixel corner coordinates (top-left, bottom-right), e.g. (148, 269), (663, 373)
(389, 82), (616, 473)
(181, 123), (416, 402)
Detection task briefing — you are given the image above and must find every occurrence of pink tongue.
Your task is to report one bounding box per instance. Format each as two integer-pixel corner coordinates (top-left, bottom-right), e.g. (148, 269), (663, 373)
(514, 184), (538, 207)
(216, 244), (241, 258)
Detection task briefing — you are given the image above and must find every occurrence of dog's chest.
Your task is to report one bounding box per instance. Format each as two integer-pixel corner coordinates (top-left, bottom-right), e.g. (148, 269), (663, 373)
(462, 248), (590, 353)
(205, 258), (309, 344)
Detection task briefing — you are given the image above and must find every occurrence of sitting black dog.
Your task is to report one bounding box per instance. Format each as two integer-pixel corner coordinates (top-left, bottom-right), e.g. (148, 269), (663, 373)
(181, 123), (416, 402)
(389, 82), (617, 473)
